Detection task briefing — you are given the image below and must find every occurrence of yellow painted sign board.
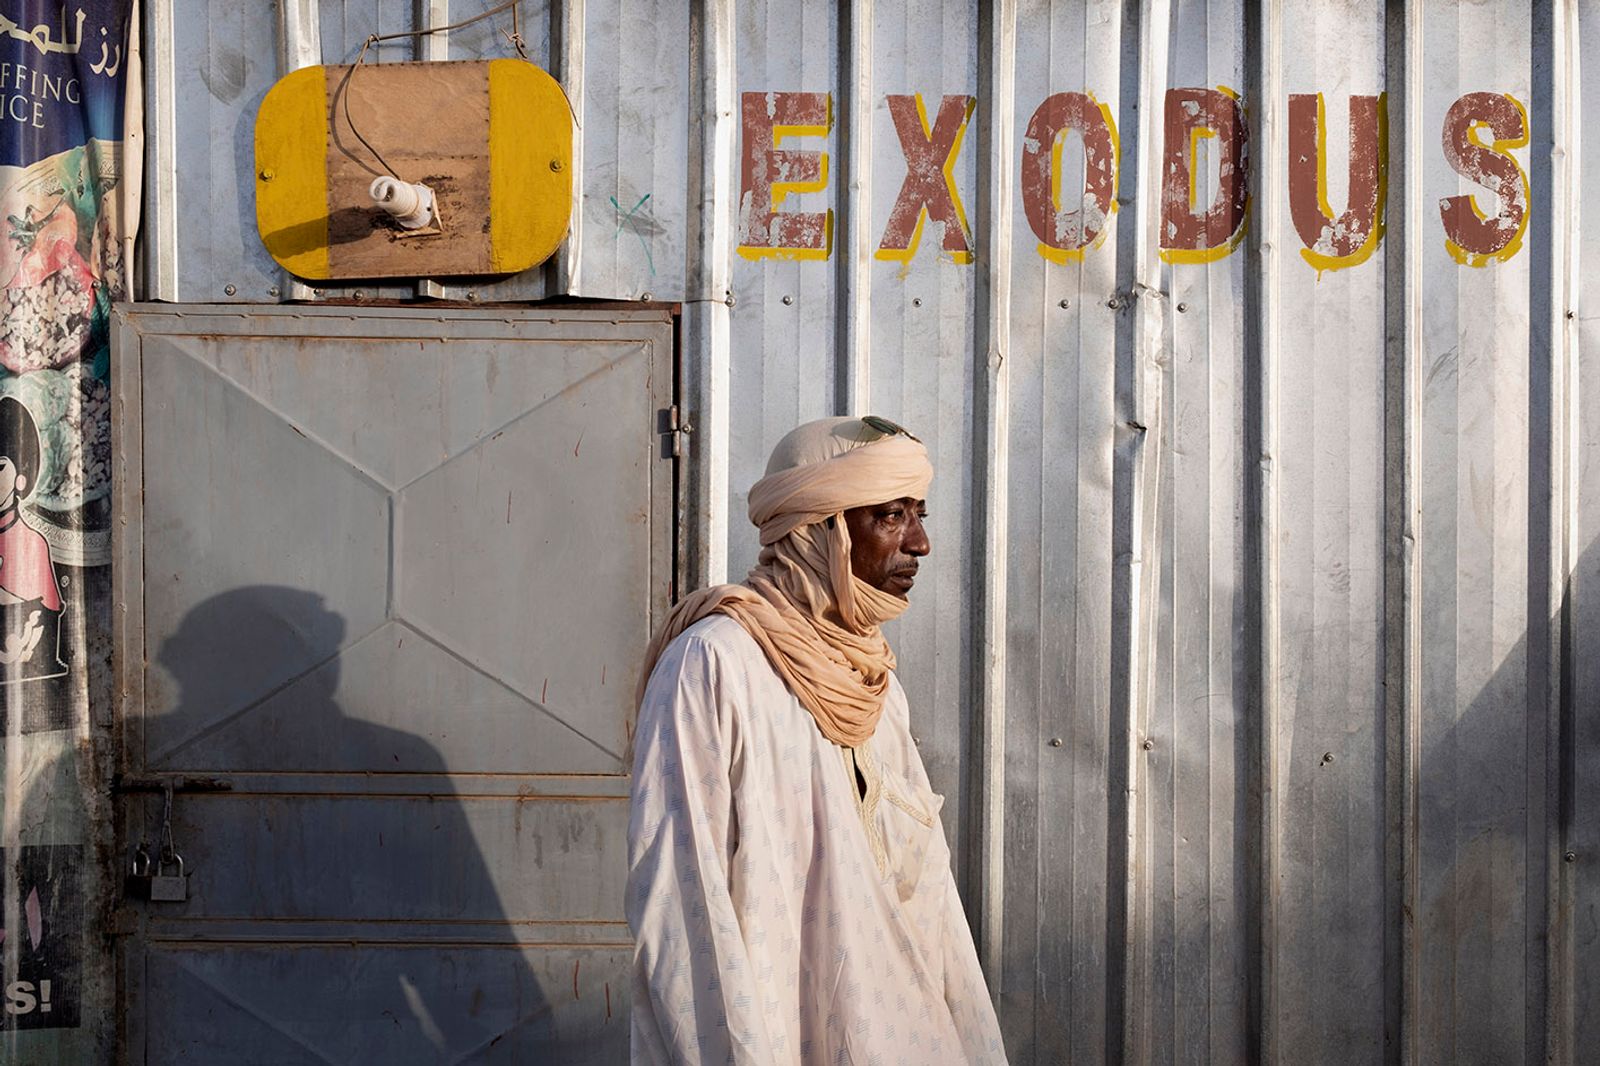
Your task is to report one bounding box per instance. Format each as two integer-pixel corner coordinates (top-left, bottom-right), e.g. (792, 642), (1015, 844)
(255, 59), (572, 280)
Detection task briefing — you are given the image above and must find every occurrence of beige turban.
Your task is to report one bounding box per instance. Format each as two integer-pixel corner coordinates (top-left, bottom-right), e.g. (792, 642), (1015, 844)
(638, 417), (933, 747)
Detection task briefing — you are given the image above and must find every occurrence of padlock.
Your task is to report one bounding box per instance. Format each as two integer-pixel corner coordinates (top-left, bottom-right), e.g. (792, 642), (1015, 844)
(126, 845), (154, 900)
(150, 853), (188, 902)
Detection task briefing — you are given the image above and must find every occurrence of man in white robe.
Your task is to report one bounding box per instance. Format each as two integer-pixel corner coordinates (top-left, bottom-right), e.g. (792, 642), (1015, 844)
(628, 416), (1007, 1065)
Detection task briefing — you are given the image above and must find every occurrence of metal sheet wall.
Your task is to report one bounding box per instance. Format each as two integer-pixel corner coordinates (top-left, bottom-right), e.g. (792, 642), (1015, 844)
(138, 0), (1598, 1063)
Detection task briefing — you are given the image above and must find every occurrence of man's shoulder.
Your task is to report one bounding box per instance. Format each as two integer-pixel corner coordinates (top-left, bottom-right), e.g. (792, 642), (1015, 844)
(670, 613), (758, 657)
(650, 613), (764, 684)
(642, 613), (782, 720)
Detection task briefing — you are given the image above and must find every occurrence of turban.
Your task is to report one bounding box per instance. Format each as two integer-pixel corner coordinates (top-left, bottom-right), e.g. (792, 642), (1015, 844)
(638, 417), (933, 747)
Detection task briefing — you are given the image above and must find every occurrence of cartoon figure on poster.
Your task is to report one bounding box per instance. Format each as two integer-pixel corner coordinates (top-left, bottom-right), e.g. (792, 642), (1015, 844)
(0, 395), (66, 683)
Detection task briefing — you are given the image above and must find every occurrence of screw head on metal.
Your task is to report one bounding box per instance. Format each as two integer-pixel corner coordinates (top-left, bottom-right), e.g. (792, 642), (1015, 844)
(1566, 851), (1578, 863)
(353, 290), (365, 300)
(313, 288), (325, 297)
(1107, 296), (1120, 310)
(267, 286), (280, 298)
(550, 159), (563, 172)
(1059, 299), (1070, 310)
(1321, 752), (1335, 764)
(1177, 302), (1189, 313)
(640, 291), (653, 302)
(223, 284), (237, 297)
(1049, 737), (1063, 748)
(1141, 739), (1154, 751)
(725, 292), (736, 307)
(781, 294), (794, 305)
(258, 168), (275, 181)
(466, 291), (479, 302)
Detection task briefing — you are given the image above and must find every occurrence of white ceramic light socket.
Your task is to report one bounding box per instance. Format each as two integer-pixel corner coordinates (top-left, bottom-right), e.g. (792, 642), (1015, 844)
(369, 176), (436, 229)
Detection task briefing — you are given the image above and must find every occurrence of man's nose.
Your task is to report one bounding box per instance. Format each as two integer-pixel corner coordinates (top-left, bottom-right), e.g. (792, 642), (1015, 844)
(904, 511), (931, 557)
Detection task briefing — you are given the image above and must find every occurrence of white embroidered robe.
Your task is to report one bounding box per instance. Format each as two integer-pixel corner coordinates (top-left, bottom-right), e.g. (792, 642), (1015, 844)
(627, 615), (1008, 1065)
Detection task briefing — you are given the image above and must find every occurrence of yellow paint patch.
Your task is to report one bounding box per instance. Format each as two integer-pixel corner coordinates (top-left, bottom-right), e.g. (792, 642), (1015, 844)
(489, 59), (574, 275)
(255, 67), (330, 279)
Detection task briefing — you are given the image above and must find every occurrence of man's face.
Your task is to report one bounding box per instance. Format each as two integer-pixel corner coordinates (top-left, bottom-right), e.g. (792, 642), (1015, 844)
(842, 496), (930, 599)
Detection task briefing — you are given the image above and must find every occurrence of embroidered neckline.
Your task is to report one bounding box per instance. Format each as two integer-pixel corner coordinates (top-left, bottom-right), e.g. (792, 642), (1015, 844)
(843, 742), (891, 877)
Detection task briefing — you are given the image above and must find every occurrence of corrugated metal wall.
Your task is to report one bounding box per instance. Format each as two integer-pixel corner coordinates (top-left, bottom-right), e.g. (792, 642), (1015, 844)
(139, 0), (1597, 1062)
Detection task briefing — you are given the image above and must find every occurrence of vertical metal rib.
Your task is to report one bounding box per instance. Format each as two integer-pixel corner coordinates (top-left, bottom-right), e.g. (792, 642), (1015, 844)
(145, 0), (181, 299)
(418, 0), (449, 60)
(1532, 2), (1579, 1062)
(972, 0), (1015, 996)
(836, 0), (874, 416)
(1381, 2), (1424, 1063)
(413, 0), (448, 301)
(272, 0), (321, 302)
(1243, 1), (1284, 1062)
(1108, 1), (1168, 1060)
(682, 0), (736, 589)
(553, 0), (587, 295)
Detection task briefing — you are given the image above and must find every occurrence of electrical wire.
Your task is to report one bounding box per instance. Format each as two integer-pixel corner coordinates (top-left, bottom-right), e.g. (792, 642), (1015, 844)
(337, 0), (531, 180)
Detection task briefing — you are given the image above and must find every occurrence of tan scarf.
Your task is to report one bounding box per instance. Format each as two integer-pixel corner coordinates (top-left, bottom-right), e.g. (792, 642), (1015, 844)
(637, 424), (933, 747)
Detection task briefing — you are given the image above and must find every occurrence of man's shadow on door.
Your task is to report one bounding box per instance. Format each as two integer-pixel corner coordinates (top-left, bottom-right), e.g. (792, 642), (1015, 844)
(133, 585), (610, 1064)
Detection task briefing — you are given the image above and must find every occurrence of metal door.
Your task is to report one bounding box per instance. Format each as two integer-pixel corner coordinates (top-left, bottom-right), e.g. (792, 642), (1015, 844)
(110, 305), (675, 1064)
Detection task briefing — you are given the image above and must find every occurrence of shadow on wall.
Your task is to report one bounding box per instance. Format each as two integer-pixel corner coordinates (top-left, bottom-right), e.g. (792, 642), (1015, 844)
(1405, 531), (1598, 1065)
(125, 585), (585, 1064)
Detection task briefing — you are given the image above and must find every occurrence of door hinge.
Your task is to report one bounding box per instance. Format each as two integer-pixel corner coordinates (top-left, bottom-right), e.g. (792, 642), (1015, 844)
(661, 405), (692, 458)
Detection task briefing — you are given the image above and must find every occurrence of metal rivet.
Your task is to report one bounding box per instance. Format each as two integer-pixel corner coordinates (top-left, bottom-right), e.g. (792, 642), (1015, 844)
(725, 292), (736, 307)
(1565, 851), (1578, 863)
(1566, 310), (1576, 320)
(640, 291), (653, 302)
(912, 297), (922, 307)
(352, 290), (365, 300)
(1321, 752), (1335, 764)
(313, 288), (324, 298)
(1058, 299), (1070, 310)
(781, 294), (794, 305)
(466, 291), (479, 302)
(258, 168), (275, 181)
(1177, 302), (1189, 313)
(267, 286), (280, 298)
(1049, 737), (1063, 748)
(550, 159), (564, 172)
(223, 284), (236, 297)
(1106, 296), (1120, 310)
(1142, 739), (1153, 751)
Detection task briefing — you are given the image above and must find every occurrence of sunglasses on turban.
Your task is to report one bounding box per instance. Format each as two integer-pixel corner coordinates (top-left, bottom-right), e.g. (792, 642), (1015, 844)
(858, 415), (922, 443)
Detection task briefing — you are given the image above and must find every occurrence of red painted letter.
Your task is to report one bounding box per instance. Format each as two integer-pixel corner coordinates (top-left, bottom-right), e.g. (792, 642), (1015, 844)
(738, 92), (833, 260)
(1439, 91), (1529, 266)
(1160, 87), (1248, 264)
(1289, 93), (1386, 274)
(1021, 92), (1119, 263)
(876, 94), (976, 264)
